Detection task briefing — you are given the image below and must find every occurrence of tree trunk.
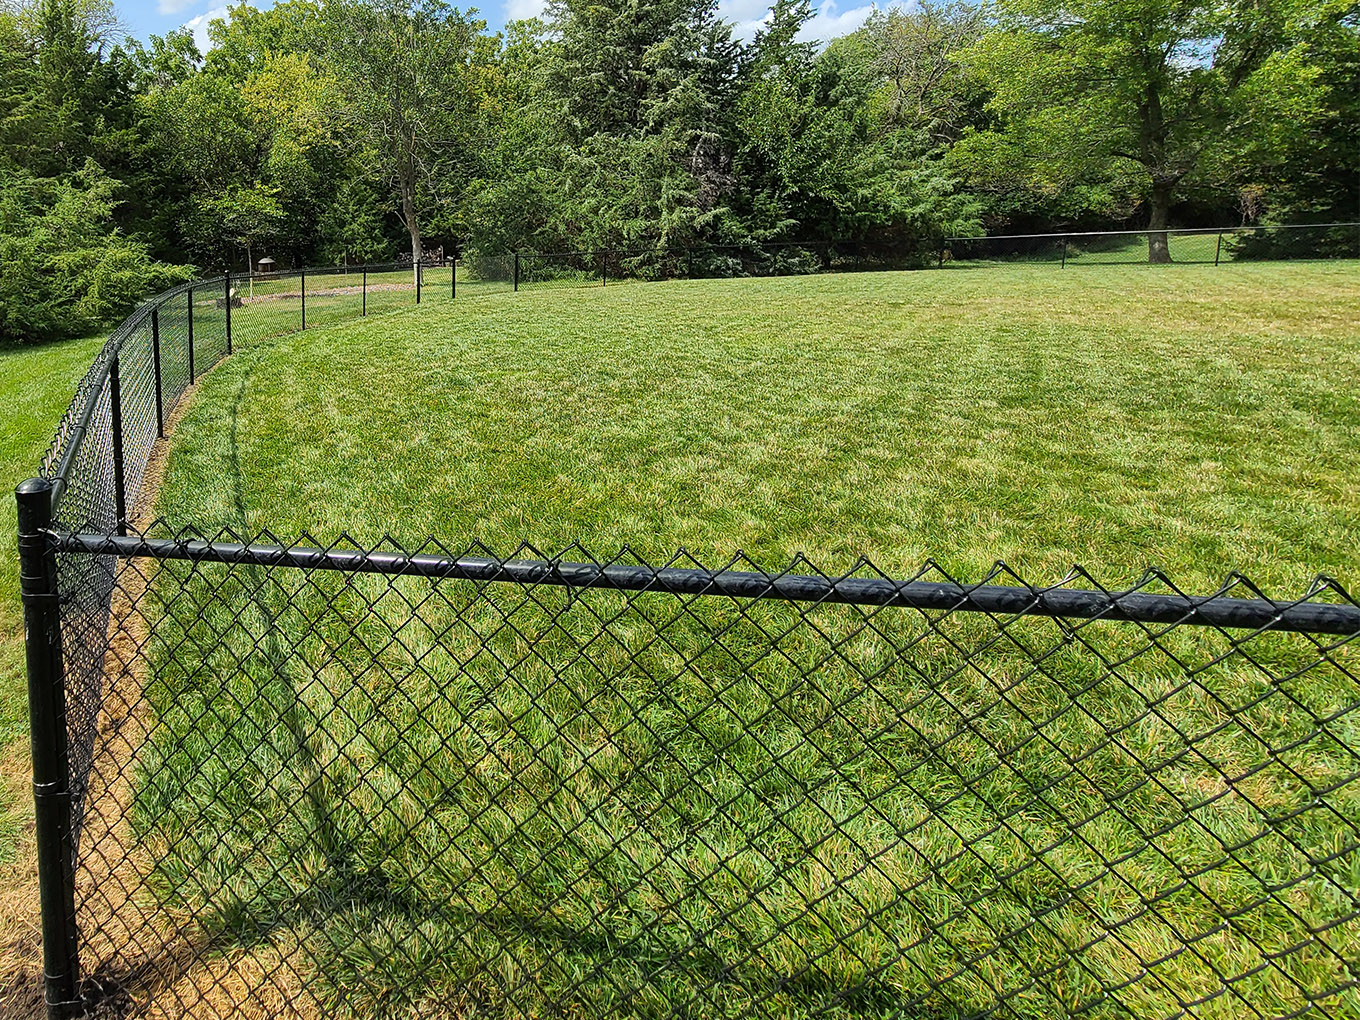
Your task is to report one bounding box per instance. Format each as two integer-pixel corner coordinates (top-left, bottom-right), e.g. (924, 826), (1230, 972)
(1147, 183), (1173, 264)
(399, 171), (422, 287)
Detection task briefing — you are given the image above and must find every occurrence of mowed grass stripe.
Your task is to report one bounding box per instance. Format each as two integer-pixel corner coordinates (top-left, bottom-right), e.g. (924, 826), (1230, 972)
(159, 262), (1360, 589)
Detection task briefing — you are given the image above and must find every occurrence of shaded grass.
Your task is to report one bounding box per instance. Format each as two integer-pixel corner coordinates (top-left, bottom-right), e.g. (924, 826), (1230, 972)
(105, 263), (1360, 1017)
(0, 336), (106, 1020)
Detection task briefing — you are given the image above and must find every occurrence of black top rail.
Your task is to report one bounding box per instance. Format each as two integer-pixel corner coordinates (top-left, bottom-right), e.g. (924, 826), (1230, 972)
(57, 531), (1360, 636)
(517, 241), (843, 258)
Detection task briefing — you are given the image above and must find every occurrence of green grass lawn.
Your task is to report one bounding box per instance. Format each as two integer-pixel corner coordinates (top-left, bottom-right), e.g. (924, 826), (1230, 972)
(101, 262), (1360, 1019)
(19, 262), (1350, 1020)
(160, 261), (1360, 589)
(0, 337), (105, 864)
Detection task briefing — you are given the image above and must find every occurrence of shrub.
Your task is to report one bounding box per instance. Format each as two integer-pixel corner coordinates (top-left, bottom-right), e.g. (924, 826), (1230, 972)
(0, 160), (193, 344)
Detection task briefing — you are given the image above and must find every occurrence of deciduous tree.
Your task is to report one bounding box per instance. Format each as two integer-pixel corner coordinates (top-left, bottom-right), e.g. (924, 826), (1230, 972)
(322, 0), (483, 277)
(962, 0), (1338, 261)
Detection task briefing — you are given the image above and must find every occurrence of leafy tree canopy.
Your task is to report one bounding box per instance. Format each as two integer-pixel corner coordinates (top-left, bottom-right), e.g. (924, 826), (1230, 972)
(0, 0), (1352, 340)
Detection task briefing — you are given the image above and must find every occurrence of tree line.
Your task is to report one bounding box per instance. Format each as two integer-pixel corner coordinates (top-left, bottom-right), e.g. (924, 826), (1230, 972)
(1, 0), (1355, 343)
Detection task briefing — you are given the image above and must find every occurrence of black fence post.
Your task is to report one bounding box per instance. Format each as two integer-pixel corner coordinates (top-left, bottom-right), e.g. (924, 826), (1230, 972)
(1214, 233), (1223, 266)
(186, 287), (195, 379)
(16, 478), (82, 1020)
(362, 268), (367, 316)
(187, 299), (196, 385)
(109, 354), (128, 537)
(222, 276), (231, 355)
(451, 260), (456, 299)
(301, 271), (307, 330)
(1060, 236), (1068, 269)
(513, 253), (520, 292)
(417, 262), (422, 305)
(601, 250), (606, 287)
(151, 308), (164, 439)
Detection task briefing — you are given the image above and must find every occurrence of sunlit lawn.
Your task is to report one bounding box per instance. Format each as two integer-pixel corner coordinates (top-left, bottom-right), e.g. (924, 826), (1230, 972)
(162, 261), (1360, 590)
(0, 337), (105, 864)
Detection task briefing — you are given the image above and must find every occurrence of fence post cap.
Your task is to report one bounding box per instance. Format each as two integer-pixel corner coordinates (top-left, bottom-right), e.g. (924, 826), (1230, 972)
(16, 476), (54, 497)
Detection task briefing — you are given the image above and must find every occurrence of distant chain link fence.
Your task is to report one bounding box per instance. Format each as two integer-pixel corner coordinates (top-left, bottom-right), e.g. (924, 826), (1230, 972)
(15, 225), (1360, 1018)
(938, 223), (1360, 268)
(504, 223), (1359, 289)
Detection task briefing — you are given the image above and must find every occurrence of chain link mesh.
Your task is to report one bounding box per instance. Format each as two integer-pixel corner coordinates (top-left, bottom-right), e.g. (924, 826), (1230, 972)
(941, 224), (1360, 267)
(43, 528), (1360, 1019)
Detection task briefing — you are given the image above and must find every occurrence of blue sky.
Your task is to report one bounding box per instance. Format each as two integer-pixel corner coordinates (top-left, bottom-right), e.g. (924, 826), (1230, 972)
(113, 0), (887, 54)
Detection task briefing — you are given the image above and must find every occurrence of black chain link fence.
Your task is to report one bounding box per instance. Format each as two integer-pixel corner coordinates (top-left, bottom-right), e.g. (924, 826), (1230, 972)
(21, 523), (1360, 1020)
(15, 225), (1360, 1018)
(499, 224), (1360, 292)
(938, 223), (1360, 268)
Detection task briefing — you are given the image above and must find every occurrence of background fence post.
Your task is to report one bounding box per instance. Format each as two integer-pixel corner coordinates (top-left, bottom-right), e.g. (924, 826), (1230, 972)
(1060, 236), (1068, 269)
(109, 354), (128, 536)
(222, 276), (231, 355)
(1215, 233), (1223, 266)
(600, 250), (606, 287)
(417, 262), (422, 304)
(301, 270), (306, 330)
(513, 253), (519, 292)
(451, 259), (456, 299)
(16, 477), (82, 1020)
(186, 286), (194, 375)
(187, 298), (196, 385)
(151, 308), (164, 438)
(362, 268), (367, 316)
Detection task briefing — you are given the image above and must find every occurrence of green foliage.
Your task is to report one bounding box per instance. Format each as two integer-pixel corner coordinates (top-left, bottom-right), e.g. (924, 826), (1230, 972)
(321, 0), (487, 262)
(319, 177), (391, 264)
(0, 0), (191, 341)
(954, 0), (1349, 251)
(0, 0), (1353, 341)
(0, 161), (192, 343)
(856, 1), (986, 144)
(466, 0), (980, 260)
(1230, 18), (1359, 229)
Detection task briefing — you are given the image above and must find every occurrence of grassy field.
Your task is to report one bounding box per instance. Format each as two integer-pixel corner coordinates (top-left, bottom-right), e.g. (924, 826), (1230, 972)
(0, 338), (105, 837)
(161, 261), (1360, 588)
(0, 262), (1339, 1019)
(86, 262), (1360, 1018)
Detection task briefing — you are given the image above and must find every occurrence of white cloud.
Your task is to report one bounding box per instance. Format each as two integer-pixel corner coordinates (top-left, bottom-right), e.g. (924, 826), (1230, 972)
(720, 0), (901, 42)
(180, 4), (238, 51)
(718, 0), (773, 38)
(181, 7), (225, 51)
(803, 0), (884, 40)
(158, 0), (197, 14)
(504, 0), (547, 21)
